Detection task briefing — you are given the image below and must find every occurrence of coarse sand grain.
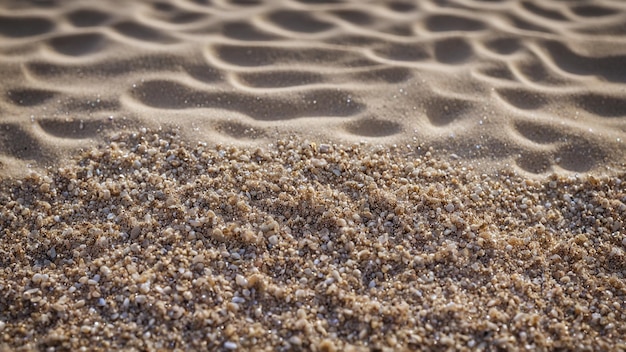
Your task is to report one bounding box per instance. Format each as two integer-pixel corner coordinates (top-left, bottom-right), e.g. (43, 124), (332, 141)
(0, 129), (625, 351)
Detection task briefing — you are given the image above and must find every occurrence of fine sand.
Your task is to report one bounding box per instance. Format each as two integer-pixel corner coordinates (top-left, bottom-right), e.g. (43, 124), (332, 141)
(0, 0), (625, 351)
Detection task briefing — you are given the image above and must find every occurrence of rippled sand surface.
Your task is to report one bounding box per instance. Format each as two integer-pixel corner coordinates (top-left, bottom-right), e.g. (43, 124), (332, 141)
(0, 0), (625, 350)
(1, 0), (625, 174)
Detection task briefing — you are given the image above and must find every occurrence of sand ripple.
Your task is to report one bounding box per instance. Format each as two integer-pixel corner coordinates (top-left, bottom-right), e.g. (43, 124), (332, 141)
(1, 0), (626, 175)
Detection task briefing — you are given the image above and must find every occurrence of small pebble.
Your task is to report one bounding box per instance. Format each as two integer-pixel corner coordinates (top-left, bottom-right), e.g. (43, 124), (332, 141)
(235, 275), (248, 288)
(224, 341), (238, 350)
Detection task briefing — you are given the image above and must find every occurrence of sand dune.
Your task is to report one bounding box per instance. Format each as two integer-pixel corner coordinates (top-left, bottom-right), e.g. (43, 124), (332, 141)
(1, 0), (625, 176)
(1, 0), (626, 350)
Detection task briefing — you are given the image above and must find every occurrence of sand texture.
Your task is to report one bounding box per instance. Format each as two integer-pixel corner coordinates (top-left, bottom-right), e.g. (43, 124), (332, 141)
(0, 0), (626, 351)
(0, 0), (625, 175)
(0, 131), (625, 351)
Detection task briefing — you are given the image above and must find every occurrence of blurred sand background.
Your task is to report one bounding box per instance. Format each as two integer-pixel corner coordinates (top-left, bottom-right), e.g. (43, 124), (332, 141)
(0, 0), (625, 350)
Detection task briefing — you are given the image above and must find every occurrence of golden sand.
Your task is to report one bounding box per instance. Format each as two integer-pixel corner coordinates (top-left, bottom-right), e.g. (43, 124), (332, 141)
(0, 130), (624, 351)
(1, 1), (626, 349)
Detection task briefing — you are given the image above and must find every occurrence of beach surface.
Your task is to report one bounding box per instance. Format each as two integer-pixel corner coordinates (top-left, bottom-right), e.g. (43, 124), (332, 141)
(0, 0), (625, 350)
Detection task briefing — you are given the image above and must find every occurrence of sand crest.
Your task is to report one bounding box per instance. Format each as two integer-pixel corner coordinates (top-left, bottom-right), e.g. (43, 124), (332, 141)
(0, 0), (626, 350)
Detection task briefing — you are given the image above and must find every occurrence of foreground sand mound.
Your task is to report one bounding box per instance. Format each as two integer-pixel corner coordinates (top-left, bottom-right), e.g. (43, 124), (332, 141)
(0, 130), (624, 350)
(1, 0), (626, 175)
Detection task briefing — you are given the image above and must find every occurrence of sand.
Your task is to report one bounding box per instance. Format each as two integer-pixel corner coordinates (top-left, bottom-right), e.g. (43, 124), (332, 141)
(1, 131), (625, 351)
(2, 0), (626, 176)
(0, 0), (625, 350)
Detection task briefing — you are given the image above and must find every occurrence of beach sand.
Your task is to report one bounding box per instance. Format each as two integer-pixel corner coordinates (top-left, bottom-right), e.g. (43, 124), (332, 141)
(0, 0), (625, 350)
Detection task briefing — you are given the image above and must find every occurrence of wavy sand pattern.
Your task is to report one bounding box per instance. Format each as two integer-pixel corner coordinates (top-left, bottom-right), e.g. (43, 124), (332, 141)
(1, 0), (625, 175)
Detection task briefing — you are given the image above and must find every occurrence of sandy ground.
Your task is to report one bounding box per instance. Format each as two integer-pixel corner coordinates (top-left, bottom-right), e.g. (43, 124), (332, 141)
(0, 0), (625, 350)
(1, 0), (625, 176)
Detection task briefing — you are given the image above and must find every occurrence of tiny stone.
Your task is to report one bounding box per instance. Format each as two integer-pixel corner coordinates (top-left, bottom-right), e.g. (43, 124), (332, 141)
(235, 274), (248, 288)
(224, 341), (238, 350)
(100, 265), (112, 277)
(289, 336), (302, 345)
(311, 158), (327, 168)
(32, 273), (45, 284)
(47, 247), (56, 259)
(139, 282), (150, 294)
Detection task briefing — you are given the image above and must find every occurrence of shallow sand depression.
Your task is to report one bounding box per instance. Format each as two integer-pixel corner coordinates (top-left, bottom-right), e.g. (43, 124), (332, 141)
(0, 0), (626, 351)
